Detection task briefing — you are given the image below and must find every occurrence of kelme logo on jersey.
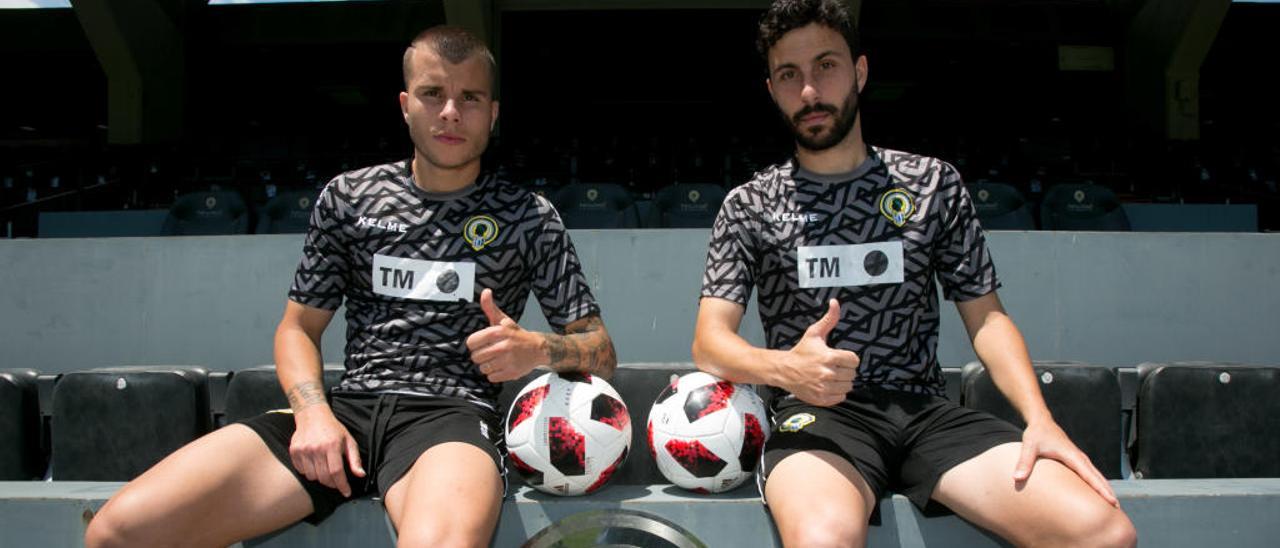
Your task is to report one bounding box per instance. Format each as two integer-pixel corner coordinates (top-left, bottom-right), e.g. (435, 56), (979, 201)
(464, 215), (499, 251)
(779, 413), (816, 432)
(879, 189), (916, 227)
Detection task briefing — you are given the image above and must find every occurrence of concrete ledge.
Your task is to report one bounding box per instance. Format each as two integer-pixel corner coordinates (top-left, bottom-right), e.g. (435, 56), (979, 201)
(3, 479), (1279, 547)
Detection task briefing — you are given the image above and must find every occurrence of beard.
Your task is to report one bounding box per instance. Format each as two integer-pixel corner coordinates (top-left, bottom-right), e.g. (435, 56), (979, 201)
(785, 83), (860, 152)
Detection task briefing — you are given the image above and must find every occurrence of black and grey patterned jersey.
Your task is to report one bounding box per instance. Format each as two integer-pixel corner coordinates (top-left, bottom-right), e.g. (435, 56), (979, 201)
(289, 160), (600, 408)
(700, 147), (998, 397)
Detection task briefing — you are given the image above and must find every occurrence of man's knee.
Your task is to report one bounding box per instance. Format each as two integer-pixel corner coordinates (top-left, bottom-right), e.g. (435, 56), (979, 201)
(1079, 511), (1137, 548)
(396, 522), (491, 548)
(780, 514), (867, 548)
(772, 499), (869, 548)
(1046, 507), (1136, 548)
(84, 493), (152, 548)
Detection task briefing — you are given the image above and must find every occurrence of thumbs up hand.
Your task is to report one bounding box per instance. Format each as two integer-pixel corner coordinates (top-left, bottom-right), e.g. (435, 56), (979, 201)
(466, 288), (541, 382)
(777, 299), (860, 407)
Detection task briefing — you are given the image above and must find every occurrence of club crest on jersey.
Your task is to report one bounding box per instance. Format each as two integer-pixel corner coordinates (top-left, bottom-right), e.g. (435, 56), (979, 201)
(879, 189), (916, 227)
(779, 413), (816, 432)
(463, 215), (499, 251)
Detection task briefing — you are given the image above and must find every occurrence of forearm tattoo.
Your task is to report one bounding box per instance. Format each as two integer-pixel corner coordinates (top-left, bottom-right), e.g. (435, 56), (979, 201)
(286, 380), (327, 412)
(541, 316), (617, 377)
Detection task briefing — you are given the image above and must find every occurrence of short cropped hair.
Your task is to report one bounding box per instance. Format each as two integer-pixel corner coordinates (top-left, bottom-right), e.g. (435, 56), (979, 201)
(402, 25), (497, 91)
(756, 0), (860, 63)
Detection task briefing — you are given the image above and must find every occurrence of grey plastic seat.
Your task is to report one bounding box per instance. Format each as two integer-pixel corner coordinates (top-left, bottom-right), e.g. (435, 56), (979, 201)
(1039, 183), (1130, 231)
(962, 361), (1123, 478)
(256, 189), (319, 234)
(551, 183), (641, 229)
(223, 364), (347, 424)
(0, 369), (42, 480)
(968, 182), (1035, 230)
(161, 190), (251, 235)
(51, 366), (211, 481)
(647, 183), (728, 228)
(1132, 362), (1280, 479)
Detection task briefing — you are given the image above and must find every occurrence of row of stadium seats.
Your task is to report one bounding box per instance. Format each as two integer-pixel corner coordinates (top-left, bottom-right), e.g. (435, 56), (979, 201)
(155, 182), (733, 236)
(3, 362), (1276, 485)
(159, 188), (318, 235)
(158, 180), (1137, 236)
(970, 181), (1130, 231)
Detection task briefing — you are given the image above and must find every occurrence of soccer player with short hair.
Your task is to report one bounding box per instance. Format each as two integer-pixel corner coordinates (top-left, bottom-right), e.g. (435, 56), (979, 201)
(86, 25), (615, 548)
(692, 2), (1137, 546)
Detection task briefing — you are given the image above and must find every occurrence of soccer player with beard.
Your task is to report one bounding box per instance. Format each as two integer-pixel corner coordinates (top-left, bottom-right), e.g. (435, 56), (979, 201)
(692, 1), (1136, 546)
(86, 26), (615, 548)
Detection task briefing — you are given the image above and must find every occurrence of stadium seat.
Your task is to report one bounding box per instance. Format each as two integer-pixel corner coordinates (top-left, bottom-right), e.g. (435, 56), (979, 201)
(1132, 362), (1280, 479)
(608, 363), (700, 484)
(646, 183), (728, 228)
(223, 364), (347, 424)
(256, 189), (319, 234)
(1039, 183), (1130, 231)
(967, 182), (1036, 230)
(160, 190), (251, 236)
(961, 361), (1123, 478)
(51, 366), (211, 481)
(550, 183), (641, 229)
(0, 369), (42, 480)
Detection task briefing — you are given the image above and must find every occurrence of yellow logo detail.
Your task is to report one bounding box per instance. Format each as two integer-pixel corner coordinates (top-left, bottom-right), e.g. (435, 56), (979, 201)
(463, 215), (500, 251)
(779, 413), (816, 433)
(879, 189), (916, 227)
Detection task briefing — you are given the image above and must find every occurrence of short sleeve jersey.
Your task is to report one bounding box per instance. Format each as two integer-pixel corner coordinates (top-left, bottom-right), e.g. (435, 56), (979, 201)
(700, 147), (999, 397)
(289, 160), (600, 409)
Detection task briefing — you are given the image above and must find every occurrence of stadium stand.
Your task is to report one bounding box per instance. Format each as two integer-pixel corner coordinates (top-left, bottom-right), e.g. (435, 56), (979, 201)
(51, 366), (211, 481)
(961, 361), (1124, 479)
(1132, 362), (1280, 479)
(159, 190), (252, 236)
(0, 369), (42, 481)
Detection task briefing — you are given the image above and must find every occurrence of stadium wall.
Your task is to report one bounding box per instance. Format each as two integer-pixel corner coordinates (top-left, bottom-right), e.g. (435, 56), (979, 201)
(1, 230), (1277, 374)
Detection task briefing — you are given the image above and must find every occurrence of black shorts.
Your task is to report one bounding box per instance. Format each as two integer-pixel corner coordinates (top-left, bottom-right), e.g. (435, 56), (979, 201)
(760, 386), (1021, 511)
(239, 392), (507, 524)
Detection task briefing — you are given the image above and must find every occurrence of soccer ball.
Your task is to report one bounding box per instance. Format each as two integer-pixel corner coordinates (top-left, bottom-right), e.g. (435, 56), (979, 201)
(504, 371), (632, 496)
(647, 372), (769, 493)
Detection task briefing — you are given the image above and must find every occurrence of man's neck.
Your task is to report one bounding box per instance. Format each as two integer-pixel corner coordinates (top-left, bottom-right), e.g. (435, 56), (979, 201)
(411, 155), (481, 194)
(794, 122), (868, 176)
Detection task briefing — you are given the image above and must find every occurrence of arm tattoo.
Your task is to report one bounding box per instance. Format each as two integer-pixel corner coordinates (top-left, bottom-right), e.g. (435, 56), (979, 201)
(286, 380), (327, 412)
(541, 316), (617, 377)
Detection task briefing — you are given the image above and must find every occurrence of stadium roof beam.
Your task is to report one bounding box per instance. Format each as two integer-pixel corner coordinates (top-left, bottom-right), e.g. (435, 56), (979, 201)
(70, 0), (199, 145)
(1124, 0), (1230, 141)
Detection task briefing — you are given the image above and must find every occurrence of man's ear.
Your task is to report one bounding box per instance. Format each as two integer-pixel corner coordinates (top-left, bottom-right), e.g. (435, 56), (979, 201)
(855, 55), (869, 93)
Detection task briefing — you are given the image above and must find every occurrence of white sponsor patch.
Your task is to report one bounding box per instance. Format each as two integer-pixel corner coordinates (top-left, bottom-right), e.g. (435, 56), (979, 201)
(372, 254), (475, 302)
(796, 242), (904, 288)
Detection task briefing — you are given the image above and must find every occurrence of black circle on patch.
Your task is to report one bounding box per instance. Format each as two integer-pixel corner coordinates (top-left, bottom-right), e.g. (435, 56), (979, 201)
(864, 250), (889, 276)
(436, 269), (460, 293)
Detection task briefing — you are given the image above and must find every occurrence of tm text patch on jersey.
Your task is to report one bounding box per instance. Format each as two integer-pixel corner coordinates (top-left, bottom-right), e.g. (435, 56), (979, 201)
(796, 242), (904, 289)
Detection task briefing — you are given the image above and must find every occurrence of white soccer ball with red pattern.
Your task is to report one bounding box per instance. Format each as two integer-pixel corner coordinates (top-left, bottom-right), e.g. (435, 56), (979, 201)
(647, 372), (769, 493)
(504, 371), (631, 496)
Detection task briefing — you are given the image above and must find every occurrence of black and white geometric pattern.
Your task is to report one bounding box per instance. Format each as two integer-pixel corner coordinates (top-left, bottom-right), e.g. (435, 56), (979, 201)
(289, 160), (600, 408)
(700, 147), (999, 398)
